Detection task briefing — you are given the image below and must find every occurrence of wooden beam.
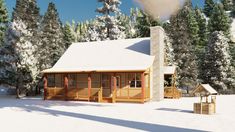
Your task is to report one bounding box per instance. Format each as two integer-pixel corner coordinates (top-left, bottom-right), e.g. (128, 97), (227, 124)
(43, 74), (47, 100)
(88, 73), (91, 101)
(113, 73), (117, 103)
(64, 74), (69, 101)
(141, 72), (145, 103)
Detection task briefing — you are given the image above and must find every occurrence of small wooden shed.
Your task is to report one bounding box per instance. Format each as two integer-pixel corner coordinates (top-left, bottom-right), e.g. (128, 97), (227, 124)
(164, 66), (181, 99)
(192, 84), (217, 115)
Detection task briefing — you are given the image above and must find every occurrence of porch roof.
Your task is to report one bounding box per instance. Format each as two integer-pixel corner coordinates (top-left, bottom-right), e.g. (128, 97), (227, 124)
(42, 38), (155, 73)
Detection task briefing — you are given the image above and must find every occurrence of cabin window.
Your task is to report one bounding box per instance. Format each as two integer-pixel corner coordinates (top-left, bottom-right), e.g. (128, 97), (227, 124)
(129, 73), (142, 88)
(47, 74), (63, 88)
(68, 74), (77, 88)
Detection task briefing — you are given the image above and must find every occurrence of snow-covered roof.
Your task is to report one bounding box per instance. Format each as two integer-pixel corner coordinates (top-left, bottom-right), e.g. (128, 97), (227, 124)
(164, 66), (176, 75)
(192, 84), (218, 95)
(42, 38), (155, 73)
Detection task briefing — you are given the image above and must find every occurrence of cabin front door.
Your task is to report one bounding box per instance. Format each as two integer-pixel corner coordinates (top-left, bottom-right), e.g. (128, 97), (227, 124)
(101, 73), (112, 97)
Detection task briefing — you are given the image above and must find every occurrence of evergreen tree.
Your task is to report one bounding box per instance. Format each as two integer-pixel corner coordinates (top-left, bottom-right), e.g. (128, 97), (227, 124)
(221, 0), (233, 11)
(208, 3), (232, 38)
(63, 22), (75, 48)
(78, 21), (89, 42)
(164, 35), (174, 66)
(96, 0), (124, 40)
(0, 0), (8, 45)
(204, 0), (215, 17)
(38, 2), (65, 71)
(12, 0), (40, 34)
(203, 31), (235, 92)
(0, 22), (17, 86)
(135, 9), (160, 37)
(0, 20), (38, 97)
(194, 7), (208, 82)
(87, 20), (101, 42)
(167, 2), (199, 90)
(5, 0), (40, 96)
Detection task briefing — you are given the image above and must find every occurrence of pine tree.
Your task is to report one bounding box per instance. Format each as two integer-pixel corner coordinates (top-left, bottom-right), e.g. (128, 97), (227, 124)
(204, 0), (215, 17)
(164, 35), (174, 66)
(195, 7), (208, 82)
(208, 3), (232, 38)
(203, 31), (235, 92)
(87, 20), (101, 42)
(0, 0), (8, 45)
(96, 0), (124, 40)
(187, 2), (199, 49)
(0, 22), (18, 86)
(78, 21), (89, 42)
(63, 22), (75, 48)
(12, 0), (40, 34)
(167, 2), (199, 90)
(6, 0), (40, 96)
(221, 0), (233, 11)
(135, 9), (160, 37)
(0, 20), (38, 97)
(38, 2), (65, 71)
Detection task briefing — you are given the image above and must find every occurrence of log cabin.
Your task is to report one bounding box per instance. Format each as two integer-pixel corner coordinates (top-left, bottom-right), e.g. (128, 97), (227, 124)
(42, 26), (168, 103)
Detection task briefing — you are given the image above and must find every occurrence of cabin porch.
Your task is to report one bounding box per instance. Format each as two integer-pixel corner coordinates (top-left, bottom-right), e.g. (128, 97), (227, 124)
(43, 72), (150, 103)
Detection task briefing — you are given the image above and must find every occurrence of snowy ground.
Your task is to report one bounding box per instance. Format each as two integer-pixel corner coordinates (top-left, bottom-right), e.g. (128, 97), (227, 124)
(0, 95), (235, 132)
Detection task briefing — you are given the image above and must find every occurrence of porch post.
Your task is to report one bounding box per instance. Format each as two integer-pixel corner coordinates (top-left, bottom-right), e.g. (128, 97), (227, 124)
(112, 73), (117, 103)
(64, 74), (69, 101)
(43, 74), (47, 100)
(88, 73), (91, 101)
(141, 72), (145, 103)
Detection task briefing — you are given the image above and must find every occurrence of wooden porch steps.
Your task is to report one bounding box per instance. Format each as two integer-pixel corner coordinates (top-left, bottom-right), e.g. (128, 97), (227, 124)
(102, 97), (113, 103)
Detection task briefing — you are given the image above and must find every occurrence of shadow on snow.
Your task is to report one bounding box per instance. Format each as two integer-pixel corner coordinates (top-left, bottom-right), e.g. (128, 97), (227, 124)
(0, 96), (205, 132)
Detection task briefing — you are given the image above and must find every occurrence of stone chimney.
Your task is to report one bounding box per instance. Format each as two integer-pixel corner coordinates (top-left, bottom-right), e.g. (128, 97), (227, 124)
(150, 26), (165, 101)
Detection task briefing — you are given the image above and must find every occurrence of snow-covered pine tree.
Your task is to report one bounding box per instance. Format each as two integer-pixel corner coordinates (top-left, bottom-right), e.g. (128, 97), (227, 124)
(0, 22), (18, 86)
(38, 2), (65, 71)
(12, 0), (40, 35)
(63, 22), (75, 49)
(70, 20), (80, 42)
(221, 0), (233, 11)
(187, 1), (200, 50)
(195, 7), (209, 82)
(87, 20), (101, 42)
(204, 0), (215, 17)
(203, 31), (235, 92)
(116, 13), (130, 39)
(195, 7), (208, 52)
(135, 9), (160, 37)
(78, 21), (89, 42)
(164, 35), (174, 66)
(167, 1), (199, 90)
(208, 3), (232, 38)
(96, 0), (124, 40)
(0, 0), (8, 46)
(9, 0), (40, 96)
(0, 20), (38, 97)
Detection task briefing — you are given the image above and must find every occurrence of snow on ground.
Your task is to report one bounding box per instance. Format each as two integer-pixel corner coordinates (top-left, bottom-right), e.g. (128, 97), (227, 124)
(0, 95), (235, 132)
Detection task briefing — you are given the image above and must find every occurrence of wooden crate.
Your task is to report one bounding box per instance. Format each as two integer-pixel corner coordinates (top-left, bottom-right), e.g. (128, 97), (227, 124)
(194, 103), (215, 115)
